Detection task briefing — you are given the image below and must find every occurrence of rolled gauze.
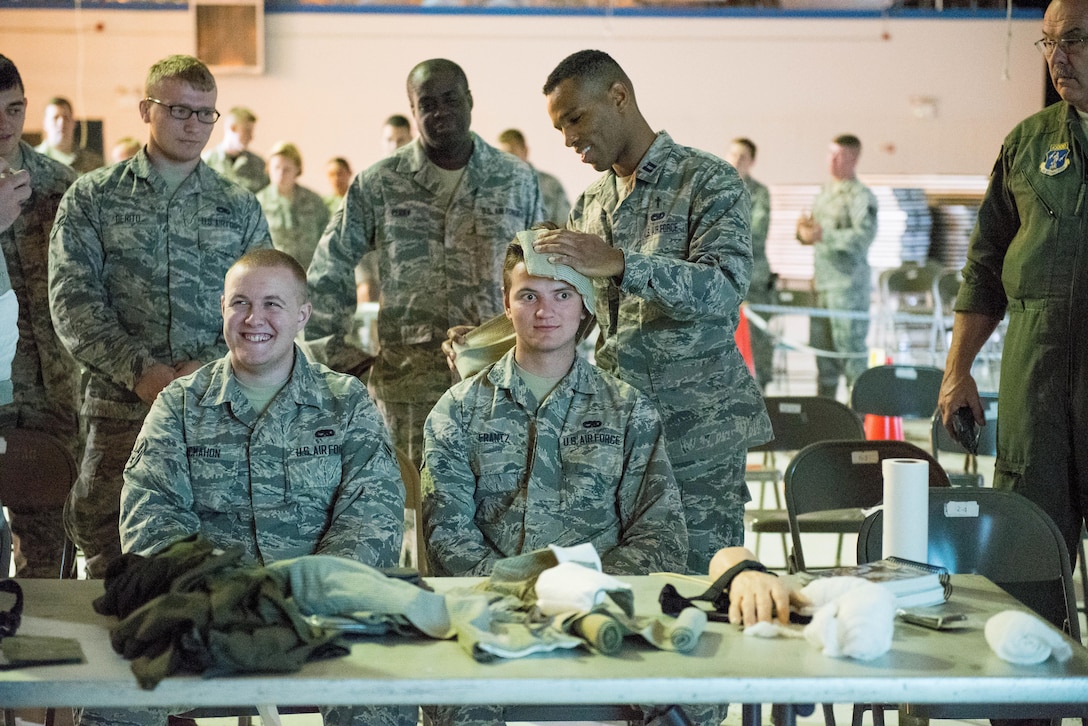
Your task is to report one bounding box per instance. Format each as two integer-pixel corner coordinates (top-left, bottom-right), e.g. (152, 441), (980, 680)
(882, 458), (929, 562)
(985, 609), (1073, 664)
(803, 581), (895, 660)
(570, 612), (625, 655)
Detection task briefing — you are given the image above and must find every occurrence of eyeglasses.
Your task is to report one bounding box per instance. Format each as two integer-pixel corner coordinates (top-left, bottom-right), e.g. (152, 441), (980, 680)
(145, 97), (220, 124)
(1035, 36), (1088, 57)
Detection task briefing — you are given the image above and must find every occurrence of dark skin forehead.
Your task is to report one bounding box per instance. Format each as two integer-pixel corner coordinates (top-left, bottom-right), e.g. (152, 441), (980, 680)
(407, 62), (468, 100)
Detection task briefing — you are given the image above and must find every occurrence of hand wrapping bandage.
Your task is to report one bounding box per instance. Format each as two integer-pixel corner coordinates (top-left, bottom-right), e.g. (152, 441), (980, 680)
(985, 609), (1073, 664)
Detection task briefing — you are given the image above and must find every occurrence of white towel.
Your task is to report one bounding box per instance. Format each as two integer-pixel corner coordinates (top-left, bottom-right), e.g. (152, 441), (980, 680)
(535, 561), (631, 616)
(548, 542), (603, 571)
(800, 575), (871, 606)
(803, 581), (896, 660)
(984, 609), (1073, 664)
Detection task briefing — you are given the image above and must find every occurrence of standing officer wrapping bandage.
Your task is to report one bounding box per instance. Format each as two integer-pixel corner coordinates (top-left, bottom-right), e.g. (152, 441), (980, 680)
(535, 50), (771, 576)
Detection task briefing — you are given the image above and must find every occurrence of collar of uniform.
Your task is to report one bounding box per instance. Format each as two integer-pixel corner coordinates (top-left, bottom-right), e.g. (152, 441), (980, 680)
(632, 130), (673, 183)
(582, 130), (674, 203)
(201, 346), (323, 410)
(486, 347), (598, 398)
(406, 131), (488, 183)
(127, 149), (217, 194)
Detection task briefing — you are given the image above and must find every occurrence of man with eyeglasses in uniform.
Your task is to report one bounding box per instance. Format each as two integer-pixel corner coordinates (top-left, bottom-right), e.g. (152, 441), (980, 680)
(49, 54), (270, 579)
(937, 0), (1088, 586)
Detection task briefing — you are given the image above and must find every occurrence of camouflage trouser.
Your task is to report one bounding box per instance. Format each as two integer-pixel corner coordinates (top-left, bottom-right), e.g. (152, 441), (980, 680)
(10, 508), (67, 578)
(64, 417), (142, 579)
(78, 705), (417, 726)
(672, 450), (749, 576)
(423, 703), (727, 726)
(0, 407), (83, 579)
(372, 396), (442, 471)
(372, 395), (441, 571)
(809, 288), (870, 399)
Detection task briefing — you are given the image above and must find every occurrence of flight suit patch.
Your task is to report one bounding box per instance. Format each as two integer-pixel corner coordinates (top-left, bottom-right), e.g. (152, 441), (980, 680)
(1040, 144), (1071, 176)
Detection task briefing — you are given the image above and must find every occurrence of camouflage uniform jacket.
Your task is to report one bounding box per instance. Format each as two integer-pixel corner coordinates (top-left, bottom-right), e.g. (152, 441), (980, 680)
(567, 131), (771, 461)
(257, 182), (330, 270)
(535, 167), (570, 227)
(203, 147), (270, 194)
(811, 178), (878, 294)
(306, 134), (544, 402)
(48, 149), (271, 421)
(745, 175), (773, 295)
(34, 141), (104, 175)
(119, 346), (405, 567)
(421, 348), (688, 578)
(0, 142), (81, 427)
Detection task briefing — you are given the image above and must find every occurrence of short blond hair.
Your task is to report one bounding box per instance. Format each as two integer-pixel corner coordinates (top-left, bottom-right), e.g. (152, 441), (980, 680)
(145, 55), (215, 96)
(269, 141), (303, 174)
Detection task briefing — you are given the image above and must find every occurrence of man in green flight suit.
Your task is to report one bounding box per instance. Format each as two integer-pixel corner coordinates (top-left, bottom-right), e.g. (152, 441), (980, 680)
(938, 0), (1088, 573)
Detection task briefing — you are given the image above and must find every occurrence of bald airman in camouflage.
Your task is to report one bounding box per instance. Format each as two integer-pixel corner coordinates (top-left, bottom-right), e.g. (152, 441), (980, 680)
(94, 249), (412, 726)
(48, 54), (271, 579)
(0, 55), (83, 578)
(538, 50), (771, 576)
(306, 58), (543, 469)
(120, 249), (404, 566)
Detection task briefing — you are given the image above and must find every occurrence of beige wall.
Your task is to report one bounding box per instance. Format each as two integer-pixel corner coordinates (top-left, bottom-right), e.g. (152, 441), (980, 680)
(1, 9), (1043, 196)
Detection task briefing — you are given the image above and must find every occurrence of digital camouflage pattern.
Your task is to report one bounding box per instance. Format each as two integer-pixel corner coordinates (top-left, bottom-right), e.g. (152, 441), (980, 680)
(535, 167), (570, 227)
(808, 177), (878, 394)
(0, 141), (82, 578)
(203, 147), (269, 193)
(34, 141), (105, 176)
(568, 131), (771, 574)
(3, 142), (80, 448)
(421, 349), (687, 578)
(120, 347), (405, 566)
(957, 101), (1088, 559)
(88, 348), (413, 726)
(306, 134), (543, 407)
(810, 177), (878, 294)
(49, 150), (271, 421)
(48, 149), (270, 575)
(257, 182), (330, 270)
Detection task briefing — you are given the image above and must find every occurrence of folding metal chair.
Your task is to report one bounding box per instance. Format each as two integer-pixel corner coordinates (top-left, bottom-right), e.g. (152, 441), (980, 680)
(0, 428), (78, 580)
(0, 428), (79, 726)
(879, 261), (944, 365)
(857, 488), (1085, 722)
(746, 397), (865, 561)
(850, 364), (944, 423)
(782, 439), (949, 573)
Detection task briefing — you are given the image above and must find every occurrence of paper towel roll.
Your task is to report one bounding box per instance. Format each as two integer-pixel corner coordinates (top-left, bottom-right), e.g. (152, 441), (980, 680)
(881, 458), (929, 562)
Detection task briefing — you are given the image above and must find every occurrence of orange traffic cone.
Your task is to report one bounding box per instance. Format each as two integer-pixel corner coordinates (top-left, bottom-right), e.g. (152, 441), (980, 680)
(863, 355), (904, 440)
(735, 304), (755, 377)
(864, 413), (904, 440)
